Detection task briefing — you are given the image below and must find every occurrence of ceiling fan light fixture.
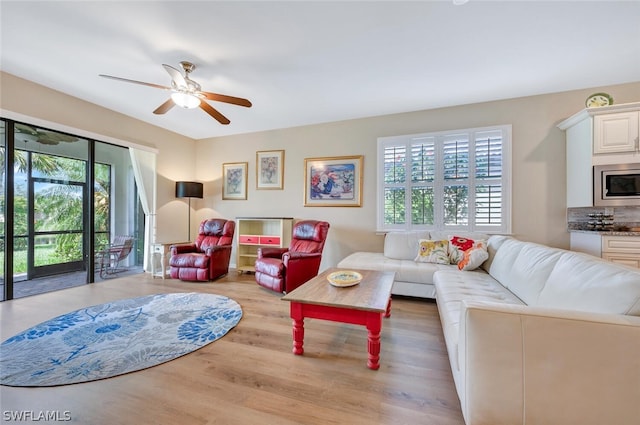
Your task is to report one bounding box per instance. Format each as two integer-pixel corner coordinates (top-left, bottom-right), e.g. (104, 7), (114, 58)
(171, 91), (200, 109)
(100, 62), (251, 124)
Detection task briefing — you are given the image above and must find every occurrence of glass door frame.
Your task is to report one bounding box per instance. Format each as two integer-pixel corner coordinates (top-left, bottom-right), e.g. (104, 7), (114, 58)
(12, 144), (92, 284)
(1, 121), (15, 301)
(29, 176), (86, 279)
(1, 118), (132, 301)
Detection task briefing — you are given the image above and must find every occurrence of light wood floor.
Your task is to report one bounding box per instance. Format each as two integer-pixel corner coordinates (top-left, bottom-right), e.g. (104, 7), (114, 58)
(0, 272), (465, 425)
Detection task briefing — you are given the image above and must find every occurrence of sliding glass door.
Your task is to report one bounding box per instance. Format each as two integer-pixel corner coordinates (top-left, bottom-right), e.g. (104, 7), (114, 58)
(30, 154), (87, 278)
(1, 119), (143, 300)
(12, 127), (89, 287)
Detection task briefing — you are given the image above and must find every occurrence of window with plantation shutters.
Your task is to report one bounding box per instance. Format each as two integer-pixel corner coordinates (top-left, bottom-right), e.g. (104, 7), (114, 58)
(377, 125), (511, 233)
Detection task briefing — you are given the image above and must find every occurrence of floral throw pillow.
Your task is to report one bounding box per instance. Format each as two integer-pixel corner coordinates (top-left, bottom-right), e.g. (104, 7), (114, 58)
(414, 239), (450, 264)
(449, 236), (488, 270)
(457, 244), (489, 271)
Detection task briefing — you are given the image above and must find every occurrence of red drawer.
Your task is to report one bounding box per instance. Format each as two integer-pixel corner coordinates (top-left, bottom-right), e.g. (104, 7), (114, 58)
(239, 235), (259, 244)
(259, 236), (281, 245)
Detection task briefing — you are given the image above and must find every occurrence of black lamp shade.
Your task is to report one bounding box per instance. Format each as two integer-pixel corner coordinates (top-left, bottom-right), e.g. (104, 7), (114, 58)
(175, 181), (203, 199)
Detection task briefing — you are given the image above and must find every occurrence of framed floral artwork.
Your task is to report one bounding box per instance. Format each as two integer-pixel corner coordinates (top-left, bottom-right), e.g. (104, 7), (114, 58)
(304, 155), (363, 207)
(256, 150), (284, 190)
(222, 162), (248, 200)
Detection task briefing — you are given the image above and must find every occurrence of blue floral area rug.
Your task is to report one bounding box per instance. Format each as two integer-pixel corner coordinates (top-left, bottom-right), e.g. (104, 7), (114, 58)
(0, 292), (242, 387)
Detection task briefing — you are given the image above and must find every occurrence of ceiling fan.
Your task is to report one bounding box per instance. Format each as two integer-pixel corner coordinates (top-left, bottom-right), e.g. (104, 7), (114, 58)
(99, 61), (252, 125)
(11, 124), (79, 145)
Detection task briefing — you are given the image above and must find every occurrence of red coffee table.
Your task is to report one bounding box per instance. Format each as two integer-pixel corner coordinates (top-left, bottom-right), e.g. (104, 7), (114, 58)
(281, 268), (395, 370)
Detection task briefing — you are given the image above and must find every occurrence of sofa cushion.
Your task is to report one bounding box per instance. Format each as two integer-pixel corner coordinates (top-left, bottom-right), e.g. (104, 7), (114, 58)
(481, 235), (510, 272)
(337, 251), (450, 284)
(415, 239), (450, 264)
(539, 252), (640, 316)
(429, 231), (491, 243)
(434, 269), (524, 371)
(487, 237), (563, 306)
(169, 252), (209, 269)
(383, 231), (430, 260)
(435, 269), (526, 305)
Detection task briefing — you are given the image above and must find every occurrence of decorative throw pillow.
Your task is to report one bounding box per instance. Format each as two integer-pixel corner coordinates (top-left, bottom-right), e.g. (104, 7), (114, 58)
(448, 236), (488, 270)
(457, 244), (489, 271)
(415, 239), (450, 264)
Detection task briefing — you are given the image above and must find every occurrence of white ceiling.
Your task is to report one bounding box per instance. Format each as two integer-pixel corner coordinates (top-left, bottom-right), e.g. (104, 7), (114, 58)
(1, 1), (639, 140)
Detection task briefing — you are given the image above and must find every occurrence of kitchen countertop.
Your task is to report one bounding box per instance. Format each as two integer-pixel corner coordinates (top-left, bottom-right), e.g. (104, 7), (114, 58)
(569, 229), (640, 236)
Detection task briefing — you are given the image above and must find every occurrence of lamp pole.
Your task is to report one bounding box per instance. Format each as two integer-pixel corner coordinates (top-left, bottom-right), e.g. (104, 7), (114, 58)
(187, 197), (192, 240)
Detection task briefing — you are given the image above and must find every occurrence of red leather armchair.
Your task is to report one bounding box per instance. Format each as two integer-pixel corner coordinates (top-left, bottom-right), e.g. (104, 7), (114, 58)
(169, 218), (235, 281)
(255, 220), (330, 293)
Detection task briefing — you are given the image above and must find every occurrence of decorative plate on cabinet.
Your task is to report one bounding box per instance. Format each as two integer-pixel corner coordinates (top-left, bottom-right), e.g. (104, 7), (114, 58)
(585, 93), (613, 108)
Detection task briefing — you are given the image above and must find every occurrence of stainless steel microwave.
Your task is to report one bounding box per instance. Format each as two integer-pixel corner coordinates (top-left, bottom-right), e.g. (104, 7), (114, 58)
(594, 163), (640, 206)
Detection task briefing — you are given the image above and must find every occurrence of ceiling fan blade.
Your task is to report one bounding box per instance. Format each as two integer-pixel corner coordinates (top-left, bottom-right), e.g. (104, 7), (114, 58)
(15, 123), (38, 135)
(162, 64), (187, 88)
(99, 74), (171, 91)
(199, 101), (231, 125)
(200, 91), (252, 108)
(153, 98), (175, 115)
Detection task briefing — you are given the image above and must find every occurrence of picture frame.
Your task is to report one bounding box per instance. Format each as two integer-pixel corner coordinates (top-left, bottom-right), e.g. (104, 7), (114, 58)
(256, 150), (284, 190)
(304, 155), (363, 207)
(222, 162), (248, 200)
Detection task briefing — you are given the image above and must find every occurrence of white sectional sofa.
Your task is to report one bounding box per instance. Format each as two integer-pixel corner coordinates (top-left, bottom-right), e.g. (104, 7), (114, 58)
(339, 232), (640, 424)
(337, 230), (489, 298)
(438, 235), (640, 425)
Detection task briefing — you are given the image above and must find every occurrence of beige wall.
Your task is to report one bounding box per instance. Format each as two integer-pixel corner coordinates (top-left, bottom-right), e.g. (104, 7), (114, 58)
(0, 72), (197, 243)
(3, 70), (640, 270)
(197, 81), (640, 269)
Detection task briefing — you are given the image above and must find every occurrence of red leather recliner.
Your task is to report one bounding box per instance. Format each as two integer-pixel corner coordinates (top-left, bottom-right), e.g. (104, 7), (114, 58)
(255, 220), (330, 293)
(169, 218), (235, 281)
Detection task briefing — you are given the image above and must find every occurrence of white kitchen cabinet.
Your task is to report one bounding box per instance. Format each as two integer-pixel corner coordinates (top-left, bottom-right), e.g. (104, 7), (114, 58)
(593, 111), (639, 154)
(602, 235), (640, 268)
(558, 102), (640, 207)
(570, 232), (602, 257)
(571, 233), (640, 268)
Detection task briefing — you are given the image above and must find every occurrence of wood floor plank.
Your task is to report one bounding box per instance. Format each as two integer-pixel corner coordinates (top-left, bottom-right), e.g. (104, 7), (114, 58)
(0, 272), (465, 425)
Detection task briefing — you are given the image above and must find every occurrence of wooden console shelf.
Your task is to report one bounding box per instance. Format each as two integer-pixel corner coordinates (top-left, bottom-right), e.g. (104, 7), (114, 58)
(236, 217), (293, 273)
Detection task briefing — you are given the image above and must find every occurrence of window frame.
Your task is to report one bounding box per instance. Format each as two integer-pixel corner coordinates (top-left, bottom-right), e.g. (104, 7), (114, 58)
(376, 124), (512, 234)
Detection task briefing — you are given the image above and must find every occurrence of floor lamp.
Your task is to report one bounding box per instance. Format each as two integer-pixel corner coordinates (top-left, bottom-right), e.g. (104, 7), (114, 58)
(175, 181), (204, 240)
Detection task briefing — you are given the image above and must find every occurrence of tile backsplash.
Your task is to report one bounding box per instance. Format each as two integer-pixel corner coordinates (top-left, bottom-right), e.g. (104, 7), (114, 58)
(567, 206), (640, 231)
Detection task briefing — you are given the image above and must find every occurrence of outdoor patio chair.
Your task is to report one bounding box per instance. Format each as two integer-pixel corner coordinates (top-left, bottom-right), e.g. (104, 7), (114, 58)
(96, 235), (134, 278)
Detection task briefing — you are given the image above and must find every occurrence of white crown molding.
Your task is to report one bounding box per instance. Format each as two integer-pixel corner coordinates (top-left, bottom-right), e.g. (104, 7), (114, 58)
(558, 101), (640, 130)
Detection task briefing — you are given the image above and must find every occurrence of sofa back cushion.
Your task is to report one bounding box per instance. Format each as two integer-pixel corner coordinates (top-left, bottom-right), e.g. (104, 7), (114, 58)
(429, 231), (491, 243)
(539, 252), (640, 316)
(486, 237), (563, 305)
(383, 231), (430, 260)
(384, 231), (491, 261)
(482, 235), (510, 272)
